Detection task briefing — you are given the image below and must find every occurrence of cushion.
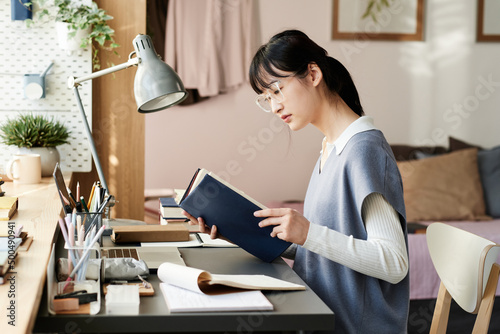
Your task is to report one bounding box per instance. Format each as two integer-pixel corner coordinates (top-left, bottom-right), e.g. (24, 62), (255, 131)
(449, 136), (482, 151)
(398, 148), (490, 222)
(477, 146), (500, 217)
(448, 137), (500, 218)
(391, 145), (447, 161)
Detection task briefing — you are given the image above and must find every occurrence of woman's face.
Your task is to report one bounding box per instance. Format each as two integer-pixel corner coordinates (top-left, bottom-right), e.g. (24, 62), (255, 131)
(263, 75), (319, 131)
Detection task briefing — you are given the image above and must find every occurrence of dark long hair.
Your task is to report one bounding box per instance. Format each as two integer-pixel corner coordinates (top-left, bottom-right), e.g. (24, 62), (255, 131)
(249, 30), (364, 116)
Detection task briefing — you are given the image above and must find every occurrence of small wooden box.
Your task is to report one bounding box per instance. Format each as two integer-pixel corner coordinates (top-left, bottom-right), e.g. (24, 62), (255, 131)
(111, 225), (189, 243)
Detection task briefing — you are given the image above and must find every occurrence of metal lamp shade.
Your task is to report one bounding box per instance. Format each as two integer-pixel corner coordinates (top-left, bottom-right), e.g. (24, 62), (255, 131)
(133, 34), (187, 113)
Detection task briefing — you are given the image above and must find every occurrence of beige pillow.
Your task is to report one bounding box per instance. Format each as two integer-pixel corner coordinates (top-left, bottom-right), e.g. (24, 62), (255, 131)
(397, 148), (490, 222)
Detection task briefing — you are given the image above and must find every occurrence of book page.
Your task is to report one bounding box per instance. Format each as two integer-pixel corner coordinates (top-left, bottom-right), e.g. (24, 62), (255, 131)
(207, 171), (267, 209)
(209, 274), (306, 291)
(157, 262), (207, 294)
(141, 234), (203, 248)
(160, 283), (273, 313)
(182, 168), (267, 209)
(157, 262), (305, 294)
(197, 233), (238, 248)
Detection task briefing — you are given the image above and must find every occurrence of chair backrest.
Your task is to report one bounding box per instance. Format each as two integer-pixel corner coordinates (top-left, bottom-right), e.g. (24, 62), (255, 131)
(427, 223), (500, 334)
(427, 223), (500, 313)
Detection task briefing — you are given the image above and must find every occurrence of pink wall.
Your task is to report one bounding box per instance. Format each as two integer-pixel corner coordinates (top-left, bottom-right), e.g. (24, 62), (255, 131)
(145, 0), (500, 204)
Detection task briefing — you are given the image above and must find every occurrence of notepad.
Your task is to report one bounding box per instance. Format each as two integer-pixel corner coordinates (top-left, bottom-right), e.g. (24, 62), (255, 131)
(160, 283), (273, 313)
(0, 196), (18, 221)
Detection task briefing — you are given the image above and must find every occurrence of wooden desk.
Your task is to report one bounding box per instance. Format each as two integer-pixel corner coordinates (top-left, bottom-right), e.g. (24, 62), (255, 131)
(0, 177), (65, 334)
(0, 176), (335, 333)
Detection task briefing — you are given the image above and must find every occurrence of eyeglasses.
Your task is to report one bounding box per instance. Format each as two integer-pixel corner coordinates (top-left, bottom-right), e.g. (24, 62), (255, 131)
(255, 81), (285, 112)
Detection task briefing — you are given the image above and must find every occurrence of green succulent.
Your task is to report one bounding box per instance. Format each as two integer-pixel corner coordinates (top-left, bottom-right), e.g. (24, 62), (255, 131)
(0, 113), (71, 148)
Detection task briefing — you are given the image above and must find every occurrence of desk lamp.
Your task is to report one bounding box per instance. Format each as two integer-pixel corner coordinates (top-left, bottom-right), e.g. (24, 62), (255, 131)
(68, 34), (187, 224)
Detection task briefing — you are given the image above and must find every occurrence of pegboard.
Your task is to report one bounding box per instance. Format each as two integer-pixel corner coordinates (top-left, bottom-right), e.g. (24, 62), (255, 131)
(0, 0), (92, 174)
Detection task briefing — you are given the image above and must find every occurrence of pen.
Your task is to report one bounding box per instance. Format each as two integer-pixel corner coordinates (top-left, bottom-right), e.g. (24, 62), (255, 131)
(58, 218), (70, 247)
(58, 218), (77, 269)
(84, 212), (102, 239)
(76, 215), (82, 245)
(59, 190), (72, 214)
(68, 222), (75, 274)
(75, 182), (82, 212)
(78, 225), (85, 250)
(80, 226), (96, 281)
(97, 195), (113, 213)
(92, 186), (101, 212)
(80, 196), (89, 213)
(67, 187), (78, 208)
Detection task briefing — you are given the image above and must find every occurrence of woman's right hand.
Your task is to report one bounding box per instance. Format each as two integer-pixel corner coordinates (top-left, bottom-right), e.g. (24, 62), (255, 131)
(182, 210), (219, 239)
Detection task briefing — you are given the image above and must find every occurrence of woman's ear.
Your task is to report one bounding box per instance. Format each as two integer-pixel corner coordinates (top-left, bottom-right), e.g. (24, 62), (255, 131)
(308, 63), (323, 87)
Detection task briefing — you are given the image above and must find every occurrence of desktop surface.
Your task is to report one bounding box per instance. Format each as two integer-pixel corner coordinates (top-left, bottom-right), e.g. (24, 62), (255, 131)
(34, 240), (335, 333)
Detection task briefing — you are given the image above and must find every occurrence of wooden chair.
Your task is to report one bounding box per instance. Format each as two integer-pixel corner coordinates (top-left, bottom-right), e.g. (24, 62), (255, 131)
(427, 223), (500, 334)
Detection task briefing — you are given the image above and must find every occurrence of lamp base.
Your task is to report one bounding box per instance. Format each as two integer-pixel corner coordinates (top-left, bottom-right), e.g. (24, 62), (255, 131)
(102, 218), (147, 236)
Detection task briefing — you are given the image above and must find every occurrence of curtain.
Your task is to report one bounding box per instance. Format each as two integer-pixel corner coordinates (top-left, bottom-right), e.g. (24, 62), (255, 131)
(165, 0), (260, 99)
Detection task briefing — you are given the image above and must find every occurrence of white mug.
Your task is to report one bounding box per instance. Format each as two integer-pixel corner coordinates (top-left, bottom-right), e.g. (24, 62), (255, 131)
(6, 154), (42, 184)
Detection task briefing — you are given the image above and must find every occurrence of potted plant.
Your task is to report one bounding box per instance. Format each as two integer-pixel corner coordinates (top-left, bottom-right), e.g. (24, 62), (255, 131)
(0, 113), (71, 176)
(26, 0), (119, 70)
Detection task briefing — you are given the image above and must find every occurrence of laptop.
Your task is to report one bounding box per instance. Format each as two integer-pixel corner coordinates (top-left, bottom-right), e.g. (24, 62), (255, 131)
(100, 244), (185, 269)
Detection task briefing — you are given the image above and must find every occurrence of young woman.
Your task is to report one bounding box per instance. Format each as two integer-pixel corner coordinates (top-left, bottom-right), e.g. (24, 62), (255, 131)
(185, 30), (409, 334)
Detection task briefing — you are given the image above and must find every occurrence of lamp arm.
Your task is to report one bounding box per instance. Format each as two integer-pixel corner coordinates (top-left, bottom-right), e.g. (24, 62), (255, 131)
(72, 86), (109, 192)
(68, 55), (140, 88)
(68, 53), (140, 197)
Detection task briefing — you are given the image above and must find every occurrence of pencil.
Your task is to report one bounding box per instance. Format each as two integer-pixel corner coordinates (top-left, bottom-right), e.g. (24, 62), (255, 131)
(88, 182), (96, 209)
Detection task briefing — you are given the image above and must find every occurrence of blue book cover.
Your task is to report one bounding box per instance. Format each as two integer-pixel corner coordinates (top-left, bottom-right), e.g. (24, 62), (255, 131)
(179, 170), (291, 263)
(160, 197), (178, 208)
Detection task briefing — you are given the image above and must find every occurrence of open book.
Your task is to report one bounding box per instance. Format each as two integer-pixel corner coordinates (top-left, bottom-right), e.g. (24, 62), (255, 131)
(158, 262), (305, 313)
(178, 168), (291, 262)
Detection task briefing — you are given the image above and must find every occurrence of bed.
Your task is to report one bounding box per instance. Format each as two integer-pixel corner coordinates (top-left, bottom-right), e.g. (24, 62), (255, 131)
(394, 139), (500, 333)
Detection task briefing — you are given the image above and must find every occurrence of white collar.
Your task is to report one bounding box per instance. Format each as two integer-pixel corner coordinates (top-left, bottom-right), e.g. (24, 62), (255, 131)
(321, 116), (377, 156)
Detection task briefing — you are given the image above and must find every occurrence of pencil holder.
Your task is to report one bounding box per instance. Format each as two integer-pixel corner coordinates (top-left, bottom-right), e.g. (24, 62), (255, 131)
(74, 212), (103, 246)
(64, 243), (101, 283)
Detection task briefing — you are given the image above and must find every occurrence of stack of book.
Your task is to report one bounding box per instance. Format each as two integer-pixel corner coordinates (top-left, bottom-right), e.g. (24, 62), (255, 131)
(159, 194), (188, 224)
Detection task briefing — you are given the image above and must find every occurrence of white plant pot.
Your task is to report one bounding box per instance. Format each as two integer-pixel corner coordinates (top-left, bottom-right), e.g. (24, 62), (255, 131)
(55, 21), (91, 55)
(17, 147), (60, 177)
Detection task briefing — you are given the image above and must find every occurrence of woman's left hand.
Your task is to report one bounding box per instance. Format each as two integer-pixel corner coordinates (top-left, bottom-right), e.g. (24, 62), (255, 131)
(254, 208), (310, 245)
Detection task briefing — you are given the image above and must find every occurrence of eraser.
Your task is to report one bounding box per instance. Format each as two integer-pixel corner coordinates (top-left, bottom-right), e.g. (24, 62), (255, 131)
(53, 298), (79, 312)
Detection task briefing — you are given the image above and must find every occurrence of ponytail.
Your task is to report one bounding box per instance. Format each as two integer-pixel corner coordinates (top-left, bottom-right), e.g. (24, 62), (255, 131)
(324, 57), (364, 116)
